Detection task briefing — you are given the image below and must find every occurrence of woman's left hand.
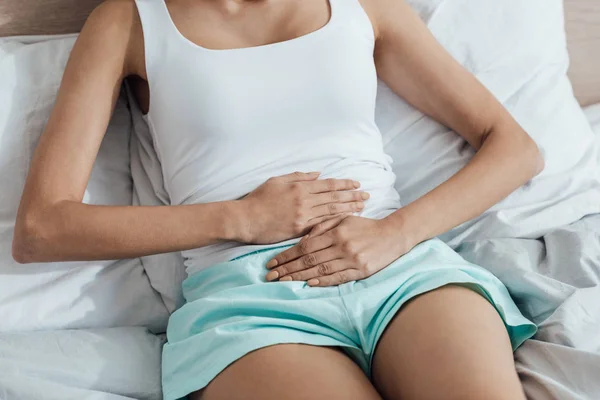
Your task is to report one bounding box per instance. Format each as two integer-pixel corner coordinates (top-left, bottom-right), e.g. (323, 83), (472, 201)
(265, 215), (416, 287)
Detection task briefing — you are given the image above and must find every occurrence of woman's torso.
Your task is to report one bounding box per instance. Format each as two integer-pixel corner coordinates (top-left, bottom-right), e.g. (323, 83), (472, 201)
(132, 0), (401, 274)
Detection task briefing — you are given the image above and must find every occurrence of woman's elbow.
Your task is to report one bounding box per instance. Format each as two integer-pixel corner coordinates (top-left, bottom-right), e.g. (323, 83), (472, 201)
(12, 214), (51, 264)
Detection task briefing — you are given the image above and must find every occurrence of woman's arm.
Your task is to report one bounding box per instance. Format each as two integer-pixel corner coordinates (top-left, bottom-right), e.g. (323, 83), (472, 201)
(369, 0), (543, 245)
(263, 0), (545, 286)
(12, 1), (367, 264)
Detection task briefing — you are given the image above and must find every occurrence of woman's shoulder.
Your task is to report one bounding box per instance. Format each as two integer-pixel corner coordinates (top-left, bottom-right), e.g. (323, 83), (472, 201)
(358, 0), (411, 40)
(87, 0), (138, 32)
(81, 0), (146, 79)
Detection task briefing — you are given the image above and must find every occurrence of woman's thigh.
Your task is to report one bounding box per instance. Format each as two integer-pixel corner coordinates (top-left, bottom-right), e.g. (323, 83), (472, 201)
(371, 285), (525, 400)
(193, 344), (382, 400)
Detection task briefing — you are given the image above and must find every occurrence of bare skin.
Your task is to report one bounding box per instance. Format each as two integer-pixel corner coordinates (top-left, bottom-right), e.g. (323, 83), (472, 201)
(12, 0), (542, 399)
(192, 345), (382, 400)
(372, 286), (526, 400)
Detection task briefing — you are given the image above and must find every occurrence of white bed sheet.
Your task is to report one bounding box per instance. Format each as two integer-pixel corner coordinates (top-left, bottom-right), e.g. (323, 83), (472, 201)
(457, 212), (600, 399)
(0, 327), (165, 400)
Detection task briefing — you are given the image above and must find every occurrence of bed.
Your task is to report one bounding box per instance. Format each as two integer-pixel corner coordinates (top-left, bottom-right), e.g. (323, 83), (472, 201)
(0, 1), (599, 399)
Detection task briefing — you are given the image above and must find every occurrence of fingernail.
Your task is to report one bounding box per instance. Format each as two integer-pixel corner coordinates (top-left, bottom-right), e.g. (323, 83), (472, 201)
(280, 276), (292, 282)
(361, 192), (370, 200)
(266, 271), (279, 281)
(353, 181), (360, 188)
(310, 172), (321, 175)
(357, 202), (365, 209)
(266, 259), (278, 269)
(308, 279), (320, 286)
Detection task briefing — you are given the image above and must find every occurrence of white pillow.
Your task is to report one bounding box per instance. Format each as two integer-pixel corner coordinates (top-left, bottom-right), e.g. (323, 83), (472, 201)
(0, 35), (169, 332)
(381, 0), (600, 245)
(130, 0), (600, 308)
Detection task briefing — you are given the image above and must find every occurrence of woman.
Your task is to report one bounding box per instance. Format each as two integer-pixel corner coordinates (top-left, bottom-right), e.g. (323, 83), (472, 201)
(13, 0), (542, 399)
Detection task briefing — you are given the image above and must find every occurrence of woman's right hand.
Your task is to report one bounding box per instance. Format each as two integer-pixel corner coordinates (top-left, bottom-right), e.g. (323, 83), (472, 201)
(237, 172), (369, 244)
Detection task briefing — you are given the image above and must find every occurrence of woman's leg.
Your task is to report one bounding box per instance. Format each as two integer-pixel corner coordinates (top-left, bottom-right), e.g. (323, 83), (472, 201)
(372, 285), (526, 400)
(193, 344), (382, 400)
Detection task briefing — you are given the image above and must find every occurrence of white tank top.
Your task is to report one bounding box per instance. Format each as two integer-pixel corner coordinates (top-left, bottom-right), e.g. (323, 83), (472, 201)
(134, 0), (402, 275)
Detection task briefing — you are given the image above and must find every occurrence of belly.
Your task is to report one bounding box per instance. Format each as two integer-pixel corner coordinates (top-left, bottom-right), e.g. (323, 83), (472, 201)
(182, 158), (402, 275)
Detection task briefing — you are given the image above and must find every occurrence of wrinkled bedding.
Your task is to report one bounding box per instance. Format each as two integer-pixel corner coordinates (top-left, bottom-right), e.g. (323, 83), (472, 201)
(458, 213), (600, 400)
(0, 327), (165, 400)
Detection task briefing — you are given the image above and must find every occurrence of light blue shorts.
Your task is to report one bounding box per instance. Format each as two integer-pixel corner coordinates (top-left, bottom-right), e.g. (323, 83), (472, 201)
(162, 238), (536, 400)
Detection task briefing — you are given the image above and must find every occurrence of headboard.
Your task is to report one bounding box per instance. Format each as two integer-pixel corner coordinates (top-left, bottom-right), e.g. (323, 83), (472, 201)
(0, 0), (102, 36)
(565, 0), (600, 106)
(1, 0), (599, 106)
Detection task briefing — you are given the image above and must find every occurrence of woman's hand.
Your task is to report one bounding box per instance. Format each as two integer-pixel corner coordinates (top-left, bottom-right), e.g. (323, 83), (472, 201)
(237, 172), (369, 244)
(264, 214), (416, 286)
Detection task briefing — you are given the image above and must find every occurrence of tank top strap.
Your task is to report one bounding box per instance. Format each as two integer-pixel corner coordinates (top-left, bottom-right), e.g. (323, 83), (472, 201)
(134, 0), (177, 84)
(329, 0), (376, 41)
